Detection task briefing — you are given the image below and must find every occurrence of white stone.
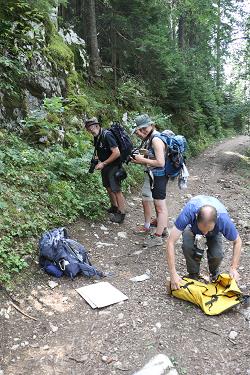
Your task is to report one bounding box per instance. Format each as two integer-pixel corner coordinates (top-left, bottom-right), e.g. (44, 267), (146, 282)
(132, 354), (178, 375)
(117, 232), (127, 239)
(131, 250), (143, 255)
(48, 281), (58, 289)
(49, 323), (58, 333)
(229, 330), (238, 340)
(11, 344), (19, 350)
(96, 242), (118, 248)
(100, 225), (108, 231)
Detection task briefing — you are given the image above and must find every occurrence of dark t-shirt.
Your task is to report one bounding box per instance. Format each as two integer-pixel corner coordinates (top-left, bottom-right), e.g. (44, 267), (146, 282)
(94, 129), (120, 165)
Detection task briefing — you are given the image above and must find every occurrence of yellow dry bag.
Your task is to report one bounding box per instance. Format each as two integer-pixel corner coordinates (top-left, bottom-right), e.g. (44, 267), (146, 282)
(170, 273), (244, 315)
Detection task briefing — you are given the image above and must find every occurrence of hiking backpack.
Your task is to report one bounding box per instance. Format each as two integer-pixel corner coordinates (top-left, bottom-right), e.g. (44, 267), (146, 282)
(107, 122), (133, 163)
(39, 227), (103, 279)
(154, 130), (187, 177)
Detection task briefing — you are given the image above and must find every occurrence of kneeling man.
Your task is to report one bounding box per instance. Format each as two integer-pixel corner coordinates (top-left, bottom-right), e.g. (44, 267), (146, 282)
(166, 195), (242, 290)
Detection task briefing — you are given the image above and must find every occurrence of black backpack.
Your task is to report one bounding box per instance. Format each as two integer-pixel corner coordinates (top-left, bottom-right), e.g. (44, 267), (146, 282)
(107, 122), (133, 163)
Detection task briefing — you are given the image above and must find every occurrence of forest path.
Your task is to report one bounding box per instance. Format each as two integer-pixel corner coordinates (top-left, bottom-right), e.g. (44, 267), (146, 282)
(1, 135), (250, 375)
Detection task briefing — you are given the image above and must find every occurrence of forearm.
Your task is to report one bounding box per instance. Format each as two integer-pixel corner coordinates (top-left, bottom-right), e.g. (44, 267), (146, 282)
(230, 236), (242, 270)
(137, 157), (164, 168)
(166, 241), (177, 276)
(103, 150), (120, 165)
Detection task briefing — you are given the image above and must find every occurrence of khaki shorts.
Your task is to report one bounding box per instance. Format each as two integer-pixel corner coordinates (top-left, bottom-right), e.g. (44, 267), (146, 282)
(142, 172), (168, 201)
(141, 173), (153, 201)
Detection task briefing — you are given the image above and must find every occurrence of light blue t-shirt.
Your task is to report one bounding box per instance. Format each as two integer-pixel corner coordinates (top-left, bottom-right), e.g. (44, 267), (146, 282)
(174, 195), (238, 241)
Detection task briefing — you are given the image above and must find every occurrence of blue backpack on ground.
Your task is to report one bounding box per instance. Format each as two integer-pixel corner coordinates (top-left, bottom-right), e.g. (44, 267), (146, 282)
(39, 227), (103, 279)
(154, 130), (187, 177)
(107, 122), (133, 163)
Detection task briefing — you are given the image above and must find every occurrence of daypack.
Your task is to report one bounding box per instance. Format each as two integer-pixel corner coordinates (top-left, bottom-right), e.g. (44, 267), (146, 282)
(39, 227), (103, 279)
(169, 274), (249, 315)
(106, 122), (133, 163)
(154, 130), (187, 177)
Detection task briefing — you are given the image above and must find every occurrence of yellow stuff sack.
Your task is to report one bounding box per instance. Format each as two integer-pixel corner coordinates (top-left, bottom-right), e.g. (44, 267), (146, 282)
(170, 273), (243, 315)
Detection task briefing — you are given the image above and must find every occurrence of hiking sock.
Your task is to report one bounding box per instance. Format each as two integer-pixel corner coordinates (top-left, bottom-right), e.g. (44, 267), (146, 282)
(144, 222), (151, 230)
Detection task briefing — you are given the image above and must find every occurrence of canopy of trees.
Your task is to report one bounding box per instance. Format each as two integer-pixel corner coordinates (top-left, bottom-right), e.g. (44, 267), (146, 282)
(0, 0), (249, 136)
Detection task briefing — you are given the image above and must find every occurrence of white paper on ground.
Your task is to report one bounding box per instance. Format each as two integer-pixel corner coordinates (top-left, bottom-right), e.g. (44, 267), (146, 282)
(76, 281), (128, 309)
(130, 274), (150, 282)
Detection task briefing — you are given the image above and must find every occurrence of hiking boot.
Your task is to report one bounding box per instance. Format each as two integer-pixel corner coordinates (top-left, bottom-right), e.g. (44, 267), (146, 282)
(187, 273), (200, 281)
(143, 234), (163, 248)
(150, 219), (168, 237)
(133, 226), (151, 235)
(110, 212), (125, 224)
(107, 205), (118, 214)
(209, 271), (220, 283)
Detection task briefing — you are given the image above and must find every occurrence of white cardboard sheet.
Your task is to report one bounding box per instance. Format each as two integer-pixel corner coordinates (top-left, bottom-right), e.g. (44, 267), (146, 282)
(76, 281), (128, 308)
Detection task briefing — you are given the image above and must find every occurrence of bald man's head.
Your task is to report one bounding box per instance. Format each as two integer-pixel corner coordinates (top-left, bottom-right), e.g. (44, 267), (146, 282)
(196, 205), (217, 235)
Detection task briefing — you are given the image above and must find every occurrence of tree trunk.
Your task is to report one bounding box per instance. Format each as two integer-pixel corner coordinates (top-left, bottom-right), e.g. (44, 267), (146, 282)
(178, 14), (185, 49)
(86, 0), (101, 81)
(216, 0), (221, 89)
(111, 12), (117, 90)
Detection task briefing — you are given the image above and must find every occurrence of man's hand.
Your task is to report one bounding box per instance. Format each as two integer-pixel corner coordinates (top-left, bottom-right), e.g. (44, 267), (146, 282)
(229, 266), (240, 281)
(95, 162), (106, 170)
(170, 272), (182, 290)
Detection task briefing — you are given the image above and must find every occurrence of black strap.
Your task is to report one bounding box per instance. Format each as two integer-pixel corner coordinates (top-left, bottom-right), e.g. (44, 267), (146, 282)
(92, 128), (103, 159)
(145, 129), (157, 150)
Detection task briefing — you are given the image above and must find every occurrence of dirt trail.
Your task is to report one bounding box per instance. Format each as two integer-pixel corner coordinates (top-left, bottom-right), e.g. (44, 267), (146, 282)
(1, 135), (250, 375)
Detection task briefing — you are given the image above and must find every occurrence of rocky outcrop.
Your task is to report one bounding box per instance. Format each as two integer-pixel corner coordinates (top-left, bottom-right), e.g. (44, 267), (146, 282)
(0, 13), (87, 129)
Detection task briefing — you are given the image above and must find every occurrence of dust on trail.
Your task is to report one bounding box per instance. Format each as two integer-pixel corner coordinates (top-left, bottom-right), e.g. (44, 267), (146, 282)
(1, 135), (250, 375)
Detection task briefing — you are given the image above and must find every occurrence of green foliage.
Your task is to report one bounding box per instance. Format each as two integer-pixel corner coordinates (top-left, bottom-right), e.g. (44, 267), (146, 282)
(47, 33), (75, 71)
(238, 148), (250, 189)
(0, 126), (143, 282)
(0, 1), (43, 98)
(27, 0), (67, 14)
(1, 0), (249, 284)
(116, 77), (151, 111)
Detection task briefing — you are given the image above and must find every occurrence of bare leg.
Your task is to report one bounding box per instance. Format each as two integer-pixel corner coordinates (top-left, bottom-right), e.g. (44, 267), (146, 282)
(114, 191), (126, 214)
(142, 199), (153, 226)
(154, 199), (168, 236)
(106, 187), (118, 207)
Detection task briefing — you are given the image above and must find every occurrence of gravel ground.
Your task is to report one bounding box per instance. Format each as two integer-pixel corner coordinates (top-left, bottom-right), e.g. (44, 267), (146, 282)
(1, 135), (250, 375)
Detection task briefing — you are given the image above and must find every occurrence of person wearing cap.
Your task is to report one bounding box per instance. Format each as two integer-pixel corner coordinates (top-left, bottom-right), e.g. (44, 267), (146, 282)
(85, 117), (126, 223)
(166, 195), (242, 290)
(131, 114), (169, 248)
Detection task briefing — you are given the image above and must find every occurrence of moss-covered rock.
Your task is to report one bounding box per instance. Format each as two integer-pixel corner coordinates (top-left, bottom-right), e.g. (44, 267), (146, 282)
(47, 33), (75, 73)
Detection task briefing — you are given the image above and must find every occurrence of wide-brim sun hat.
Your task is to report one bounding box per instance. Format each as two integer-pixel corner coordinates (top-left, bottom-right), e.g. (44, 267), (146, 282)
(131, 114), (154, 134)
